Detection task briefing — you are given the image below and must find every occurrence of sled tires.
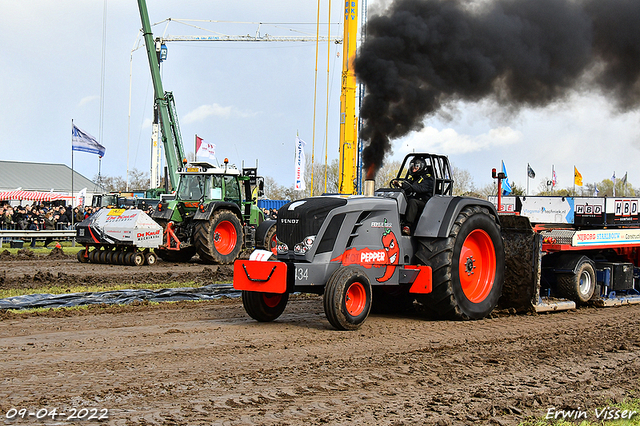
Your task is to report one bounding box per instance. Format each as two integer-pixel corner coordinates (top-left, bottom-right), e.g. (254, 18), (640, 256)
(557, 259), (596, 304)
(242, 291), (289, 322)
(132, 252), (145, 266)
(323, 266), (372, 330)
(416, 206), (504, 320)
(145, 252), (157, 266)
(77, 249), (89, 263)
(194, 210), (242, 264)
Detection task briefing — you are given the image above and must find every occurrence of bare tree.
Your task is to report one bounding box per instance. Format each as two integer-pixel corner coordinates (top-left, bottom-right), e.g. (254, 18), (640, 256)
(451, 164), (475, 196)
(94, 168), (150, 192)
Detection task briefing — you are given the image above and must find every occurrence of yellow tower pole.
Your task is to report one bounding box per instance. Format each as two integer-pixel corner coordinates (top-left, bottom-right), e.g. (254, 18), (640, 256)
(339, 0), (359, 195)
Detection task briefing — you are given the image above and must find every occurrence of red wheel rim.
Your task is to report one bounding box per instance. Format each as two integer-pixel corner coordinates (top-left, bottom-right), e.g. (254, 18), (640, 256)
(214, 220), (237, 255)
(269, 234), (278, 255)
(459, 229), (496, 303)
(345, 281), (367, 316)
(263, 293), (282, 308)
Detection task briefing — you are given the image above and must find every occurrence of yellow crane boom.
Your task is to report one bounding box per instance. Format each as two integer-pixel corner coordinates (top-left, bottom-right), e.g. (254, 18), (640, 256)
(339, 0), (359, 194)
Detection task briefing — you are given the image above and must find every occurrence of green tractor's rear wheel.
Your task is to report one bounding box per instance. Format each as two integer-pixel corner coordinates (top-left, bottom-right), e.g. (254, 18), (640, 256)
(323, 266), (372, 330)
(242, 291), (289, 322)
(194, 209), (243, 264)
(262, 225), (278, 256)
(416, 206), (504, 320)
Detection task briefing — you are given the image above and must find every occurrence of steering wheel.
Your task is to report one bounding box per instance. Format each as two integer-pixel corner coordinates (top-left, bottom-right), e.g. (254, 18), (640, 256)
(390, 178), (411, 191)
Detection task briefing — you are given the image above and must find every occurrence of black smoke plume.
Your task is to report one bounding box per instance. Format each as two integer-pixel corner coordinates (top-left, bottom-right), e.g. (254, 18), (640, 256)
(355, 0), (640, 177)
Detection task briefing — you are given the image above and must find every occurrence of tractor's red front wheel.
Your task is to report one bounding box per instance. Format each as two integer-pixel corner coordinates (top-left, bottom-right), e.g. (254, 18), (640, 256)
(242, 291), (289, 322)
(323, 266), (372, 330)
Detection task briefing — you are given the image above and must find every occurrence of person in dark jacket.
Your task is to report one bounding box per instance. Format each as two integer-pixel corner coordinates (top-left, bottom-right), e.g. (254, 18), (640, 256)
(391, 157), (434, 235)
(43, 211), (56, 248)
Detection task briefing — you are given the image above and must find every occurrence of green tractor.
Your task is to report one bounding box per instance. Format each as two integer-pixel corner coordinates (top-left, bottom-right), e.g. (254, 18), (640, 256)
(152, 160), (276, 264)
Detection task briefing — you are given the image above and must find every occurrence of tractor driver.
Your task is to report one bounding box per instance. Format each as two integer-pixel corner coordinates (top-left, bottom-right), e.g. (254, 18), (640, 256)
(391, 157), (434, 235)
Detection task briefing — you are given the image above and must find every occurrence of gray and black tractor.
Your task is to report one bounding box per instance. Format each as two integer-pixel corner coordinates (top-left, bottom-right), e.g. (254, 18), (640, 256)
(234, 153), (505, 330)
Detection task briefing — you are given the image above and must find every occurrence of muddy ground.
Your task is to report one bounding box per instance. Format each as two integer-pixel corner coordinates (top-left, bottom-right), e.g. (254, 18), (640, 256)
(1, 251), (640, 425)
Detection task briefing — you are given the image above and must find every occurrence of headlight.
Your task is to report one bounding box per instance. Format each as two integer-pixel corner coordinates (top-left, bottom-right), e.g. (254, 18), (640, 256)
(293, 235), (316, 255)
(277, 242), (289, 254)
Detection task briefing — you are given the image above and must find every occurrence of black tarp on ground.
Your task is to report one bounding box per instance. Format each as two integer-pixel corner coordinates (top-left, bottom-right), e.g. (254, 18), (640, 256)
(0, 284), (239, 310)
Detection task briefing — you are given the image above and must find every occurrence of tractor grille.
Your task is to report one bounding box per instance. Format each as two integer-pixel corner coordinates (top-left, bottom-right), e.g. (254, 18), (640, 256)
(277, 197), (347, 248)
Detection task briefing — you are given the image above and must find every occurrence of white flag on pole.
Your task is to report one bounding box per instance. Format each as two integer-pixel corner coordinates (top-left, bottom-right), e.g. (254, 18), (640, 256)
(196, 136), (216, 160)
(294, 136), (306, 191)
(76, 187), (87, 208)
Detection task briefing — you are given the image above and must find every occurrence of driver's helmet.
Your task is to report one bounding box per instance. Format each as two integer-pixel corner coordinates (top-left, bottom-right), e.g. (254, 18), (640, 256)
(409, 158), (426, 174)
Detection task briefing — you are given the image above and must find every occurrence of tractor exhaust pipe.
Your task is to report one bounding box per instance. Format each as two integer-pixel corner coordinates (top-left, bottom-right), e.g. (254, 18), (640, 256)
(364, 180), (375, 197)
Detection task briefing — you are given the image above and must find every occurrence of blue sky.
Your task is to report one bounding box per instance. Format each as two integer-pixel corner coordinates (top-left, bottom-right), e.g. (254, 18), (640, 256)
(1, 0), (639, 193)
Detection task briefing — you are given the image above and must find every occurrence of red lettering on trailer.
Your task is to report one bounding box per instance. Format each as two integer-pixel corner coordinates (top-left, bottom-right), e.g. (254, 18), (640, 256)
(576, 233), (597, 241)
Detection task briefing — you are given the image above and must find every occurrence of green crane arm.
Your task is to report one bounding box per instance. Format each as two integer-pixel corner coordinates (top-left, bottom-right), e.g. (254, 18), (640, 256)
(137, 0), (186, 191)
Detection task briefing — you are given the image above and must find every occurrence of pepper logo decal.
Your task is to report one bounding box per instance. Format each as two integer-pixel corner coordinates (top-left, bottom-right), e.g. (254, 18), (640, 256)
(332, 221), (399, 283)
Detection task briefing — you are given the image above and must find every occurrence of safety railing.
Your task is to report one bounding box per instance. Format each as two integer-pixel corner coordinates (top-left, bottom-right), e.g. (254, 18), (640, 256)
(0, 230), (77, 249)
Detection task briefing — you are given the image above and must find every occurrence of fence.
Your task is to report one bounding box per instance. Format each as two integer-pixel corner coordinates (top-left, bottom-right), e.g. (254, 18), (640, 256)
(0, 230), (77, 249)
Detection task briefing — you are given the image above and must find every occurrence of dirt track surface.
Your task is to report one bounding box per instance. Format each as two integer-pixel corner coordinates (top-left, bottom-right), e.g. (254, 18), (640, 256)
(1, 254), (640, 425)
(0, 249), (234, 289)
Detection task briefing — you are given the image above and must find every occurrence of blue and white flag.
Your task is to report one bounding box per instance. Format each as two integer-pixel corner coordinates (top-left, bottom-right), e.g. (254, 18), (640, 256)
(294, 136), (306, 191)
(72, 124), (106, 157)
(502, 160), (512, 195)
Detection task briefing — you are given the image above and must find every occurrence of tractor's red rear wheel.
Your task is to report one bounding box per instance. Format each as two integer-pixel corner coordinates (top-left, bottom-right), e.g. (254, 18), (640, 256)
(416, 206), (504, 320)
(195, 210), (242, 264)
(459, 229), (496, 303)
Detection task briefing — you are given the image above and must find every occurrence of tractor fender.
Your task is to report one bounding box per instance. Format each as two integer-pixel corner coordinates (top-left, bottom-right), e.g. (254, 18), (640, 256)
(414, 196), (499, 238)
(256, 219), (277, 246)
(193, 201), (242, 221)
(152, 206), (173, 221)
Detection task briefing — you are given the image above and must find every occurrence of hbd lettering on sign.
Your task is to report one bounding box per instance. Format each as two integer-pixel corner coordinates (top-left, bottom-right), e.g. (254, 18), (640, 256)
(614, 199), (638, 217)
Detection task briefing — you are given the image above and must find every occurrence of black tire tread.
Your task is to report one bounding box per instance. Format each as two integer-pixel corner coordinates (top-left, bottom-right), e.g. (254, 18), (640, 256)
(242, 291), (289, 322)
(557, 262), (595, 304)
(323, 266), (372, 330)
(194, 210), (242, 264)
(416, 206), (503, 320)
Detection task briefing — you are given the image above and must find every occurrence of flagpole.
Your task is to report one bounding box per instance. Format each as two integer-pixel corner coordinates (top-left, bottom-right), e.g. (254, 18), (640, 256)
(526, 164), (529, 196)
(71, 119), (75, 229)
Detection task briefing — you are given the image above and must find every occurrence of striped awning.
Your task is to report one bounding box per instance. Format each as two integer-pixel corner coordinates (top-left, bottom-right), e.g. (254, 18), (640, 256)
(0, 190), (73, 202)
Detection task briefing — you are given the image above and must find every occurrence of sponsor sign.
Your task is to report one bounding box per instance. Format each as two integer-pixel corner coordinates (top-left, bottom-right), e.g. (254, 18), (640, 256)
(572, 229), (640, 247)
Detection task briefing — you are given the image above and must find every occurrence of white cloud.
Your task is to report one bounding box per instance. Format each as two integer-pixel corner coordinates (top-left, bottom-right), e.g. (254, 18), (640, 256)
(398, 125), (522, 155)
(183, 103), (256, 124)
(78, 95), (99, 107)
